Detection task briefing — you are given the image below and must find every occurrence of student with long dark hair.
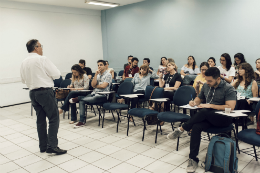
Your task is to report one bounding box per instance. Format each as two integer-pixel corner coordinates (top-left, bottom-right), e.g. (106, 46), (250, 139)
(232, 63), (258, 125)
(181, 56), (200, 85)
(59, 64), (89, 124)
(218, 53), (235, 83)
(157, 57), (168, 77)
(234, 53), (246, 78)
(207, 57), (216, 67)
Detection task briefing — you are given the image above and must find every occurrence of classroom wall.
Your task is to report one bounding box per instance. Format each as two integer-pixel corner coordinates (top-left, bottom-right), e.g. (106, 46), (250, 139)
(0, 0), (103, 107)
(101, 0), (260, 72)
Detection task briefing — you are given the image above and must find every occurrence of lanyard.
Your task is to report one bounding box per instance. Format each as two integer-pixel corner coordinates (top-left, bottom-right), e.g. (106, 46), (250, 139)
(206, 88), (216, 104)
(166, 74), (174, 84)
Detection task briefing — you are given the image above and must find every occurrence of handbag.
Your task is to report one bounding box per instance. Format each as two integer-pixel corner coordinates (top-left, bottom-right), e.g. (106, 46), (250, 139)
(55, 89), (70, 99)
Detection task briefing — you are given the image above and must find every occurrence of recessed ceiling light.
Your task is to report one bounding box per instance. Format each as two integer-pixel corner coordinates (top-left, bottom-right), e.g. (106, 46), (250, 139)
(85, 0), (120, 8)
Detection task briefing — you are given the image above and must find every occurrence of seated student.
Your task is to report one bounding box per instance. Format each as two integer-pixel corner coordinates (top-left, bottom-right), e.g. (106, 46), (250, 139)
(122, 57), (139, 80)
(58, 64), (89, 123)
(79, 59), (92, 79)
(231, 63), (258, 125)
(159, 62), (182, 103)
(105, 60), (114, 79)
(143, 58), (153, 73)
(181, 56), (200, 85)
(124, 55), (133, 69)
(255, 58), (260, 85)
(157, 57), (168, 77)
(207, 57), (216, 67)
(71, 60), (112, 127)
(167, 58), (175, 63)
(167, 67), (236, 173)
(193, 62), (209, 96)
(218, 53), (235, 83)
(234, 53), (246, 78)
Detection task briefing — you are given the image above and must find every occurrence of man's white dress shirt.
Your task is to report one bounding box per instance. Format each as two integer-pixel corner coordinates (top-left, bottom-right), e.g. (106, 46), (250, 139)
(20, 53), (61, 90)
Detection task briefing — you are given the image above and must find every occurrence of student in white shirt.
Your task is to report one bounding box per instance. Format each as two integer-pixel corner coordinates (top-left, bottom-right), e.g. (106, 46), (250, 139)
(157, 57), (168, 76)
(181, 56), (200, 85)
(20, 39), (67, 155)
(218, 53), (235, 83)
(105, 60), (114, 79)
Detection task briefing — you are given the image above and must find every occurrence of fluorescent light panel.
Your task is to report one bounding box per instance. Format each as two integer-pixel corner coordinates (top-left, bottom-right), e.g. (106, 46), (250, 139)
(85, 0), (119, 7)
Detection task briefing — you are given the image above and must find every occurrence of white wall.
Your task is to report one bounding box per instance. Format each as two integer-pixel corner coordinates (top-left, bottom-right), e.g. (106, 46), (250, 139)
(0, 0), (103, 107)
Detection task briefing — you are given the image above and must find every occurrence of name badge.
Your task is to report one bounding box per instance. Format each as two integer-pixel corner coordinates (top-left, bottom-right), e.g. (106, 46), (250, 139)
(165, 84), (169, 88)
(129, 74), (132, 77)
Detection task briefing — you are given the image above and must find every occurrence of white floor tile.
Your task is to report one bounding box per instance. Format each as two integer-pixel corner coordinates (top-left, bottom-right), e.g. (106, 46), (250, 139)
(5, 149), (32, 161)
(99, 136), (122, 144)
(87, 132), (109, 140)
(68, 146), (92, 157)
(10, 168), (30, 173)
(58, 141), (80, 150)
(0, 145), (23, 155)
(14, 154), (42, 167)
(92, 156), (122, 170)
(110, 149), (138, 161)
(9, 136), (33, 144)
(58, 158), (88, 172)
(78, 151), (106, 163)
(73, 164), (105, 173)
(84, 140), (108, 150)
(45, 154), (75, 165)
(144, 160), (177, 173)
(0, 155), (10, 165)
(126, 143), (152, 154)
(136, 170), (152, 173)
(111, 139), (136, 148)
(95, 145), (122, 155)
(169, 167), (186, 173)
(24, 160), (55, 173)
(0, 161), (21, 173)
(72, 136), (95, 145)
(109, 162), (141, 173)
(159, 152), (189, 166)
(141, 148), (169, 159)
(241, 161), (260, 173)
(126, 155), (156, 168)
(40, 166), (68, 173)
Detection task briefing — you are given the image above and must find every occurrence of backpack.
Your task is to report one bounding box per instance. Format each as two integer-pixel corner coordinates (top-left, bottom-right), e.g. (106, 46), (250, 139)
(205, 135), (238, 173)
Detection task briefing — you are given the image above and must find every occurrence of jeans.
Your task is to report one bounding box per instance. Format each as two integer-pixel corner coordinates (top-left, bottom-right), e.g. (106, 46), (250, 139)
(182, 108), (232, 162)
(78, 94), (107, 122)
(60, 91), (88, 121)
(29, 88), (59, 150)
(183, 75), (197, 85)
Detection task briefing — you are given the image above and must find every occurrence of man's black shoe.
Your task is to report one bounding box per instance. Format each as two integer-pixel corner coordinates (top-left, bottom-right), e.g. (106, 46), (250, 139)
(40, 149), (46, 153)
(46, 147), (67, 155)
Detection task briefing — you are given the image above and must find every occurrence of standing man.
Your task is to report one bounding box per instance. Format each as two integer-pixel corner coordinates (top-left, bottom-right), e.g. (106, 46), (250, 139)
(79, 59), (92, 79)
(124, 55), (133, 69)
(122, 57), (139, 81)
(20, 39), (67, 155)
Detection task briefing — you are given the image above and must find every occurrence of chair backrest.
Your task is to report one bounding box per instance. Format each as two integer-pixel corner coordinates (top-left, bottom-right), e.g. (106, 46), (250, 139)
(89, 79), (93, 90)
(117, 81), (134, 95)
(53, 76), (63, 88)
(150, 78), (154, 86)
(144, 86), (164, 100)
(60, 79), (71, 88)
(65, 73), (72, 80)
(172, 86), (196, 106)
(118, 70), (124, 76)
(124, 78), (132, 83)
(255, 100), (260, 115)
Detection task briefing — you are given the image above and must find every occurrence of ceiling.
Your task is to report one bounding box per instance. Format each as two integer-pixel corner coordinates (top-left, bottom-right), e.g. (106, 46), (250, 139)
(7, 0), (146, 10)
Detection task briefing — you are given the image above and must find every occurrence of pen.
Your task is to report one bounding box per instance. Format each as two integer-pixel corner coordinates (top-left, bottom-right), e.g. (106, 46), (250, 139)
(191, 94), (193, 101)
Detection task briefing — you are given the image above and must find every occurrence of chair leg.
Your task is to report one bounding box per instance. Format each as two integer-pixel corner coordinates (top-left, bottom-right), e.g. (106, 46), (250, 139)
(155, 122), (159, 143)
(102, 108), (105, 128)
(97, 106), (102, 126)
(160, 125), (162, 135)
(116, 110), (120, 133)
(171, 122), (174, 131)
(84, 105), (88, 123)
(127, 114), (130, 136)
(232, 129), (240, 154)
(142, 118), (146, 141)
(207, 133), (211, 141)
(63, 111), (65, 119)
(111, 111), (116, 121)
(68, 106), (70, 119)
(253, 145), (258, 161)
(132, 116), (136, 126)
(176, 136), (180, 151)
(31, 103), (33, 116)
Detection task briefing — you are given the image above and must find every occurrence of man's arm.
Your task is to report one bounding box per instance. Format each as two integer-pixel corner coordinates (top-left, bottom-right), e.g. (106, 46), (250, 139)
(96, 82), (109, 89)
(43, 57), (61, 80)
(198, 100), (236, 110)
(20, 65), (26, 84)
(91, 70), (99, 88)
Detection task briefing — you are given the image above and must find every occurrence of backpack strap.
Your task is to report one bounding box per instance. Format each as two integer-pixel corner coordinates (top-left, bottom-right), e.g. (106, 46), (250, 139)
(205, 136), (219, 171)
(149, 86), (158, 105)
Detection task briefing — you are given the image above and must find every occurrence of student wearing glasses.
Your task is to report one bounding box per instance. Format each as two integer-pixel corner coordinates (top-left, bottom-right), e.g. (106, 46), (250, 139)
(218, 53), (235, 83)
(193, 62), (209, 95)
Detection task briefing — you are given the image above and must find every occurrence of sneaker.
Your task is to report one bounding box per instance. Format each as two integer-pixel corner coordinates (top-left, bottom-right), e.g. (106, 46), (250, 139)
(167, 128), (184, 139)
(74, 122), (85, 128)
(69, 97), (79, 103)
(186, 159), (198, 173)
(69, 120), (77, 124)
(46, 147), (67, 155)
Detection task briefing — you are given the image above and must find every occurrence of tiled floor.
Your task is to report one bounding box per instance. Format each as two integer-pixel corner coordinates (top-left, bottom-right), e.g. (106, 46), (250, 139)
(0, 103), (259, 173)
